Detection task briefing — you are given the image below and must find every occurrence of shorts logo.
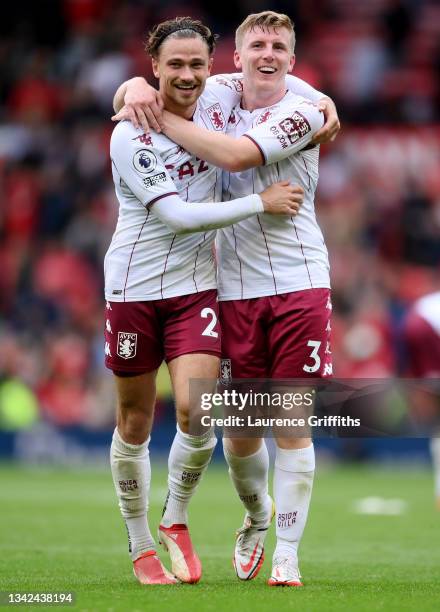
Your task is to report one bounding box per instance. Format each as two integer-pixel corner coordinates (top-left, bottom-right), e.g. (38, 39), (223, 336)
(117, 332), (137, 359)
(206, 103), (225, 131)
(133, 149), (157, 174)
(220, 359), (232, 383)
(143, 172), (167, 188)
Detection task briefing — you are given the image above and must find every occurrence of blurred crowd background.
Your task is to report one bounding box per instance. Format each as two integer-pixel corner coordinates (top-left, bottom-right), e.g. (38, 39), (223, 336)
(0, 0), (439, 435)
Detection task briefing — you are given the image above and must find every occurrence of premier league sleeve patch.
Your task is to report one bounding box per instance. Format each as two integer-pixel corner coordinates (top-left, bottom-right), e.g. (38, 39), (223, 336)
(117, 332), (137, 359)
(133, 149), (157, 174)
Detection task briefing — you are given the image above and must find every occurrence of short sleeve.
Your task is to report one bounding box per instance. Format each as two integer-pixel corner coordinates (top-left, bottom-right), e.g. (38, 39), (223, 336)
(244, 98), (324, 165)
(285, 75), (325, 103)
(110, 122), (178, 208)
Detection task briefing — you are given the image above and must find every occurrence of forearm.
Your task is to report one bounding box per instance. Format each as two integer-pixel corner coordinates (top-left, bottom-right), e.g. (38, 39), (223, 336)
(151, 193), (263, 235)
(162, 112), (255, 172)
(113, 77), (150, 113)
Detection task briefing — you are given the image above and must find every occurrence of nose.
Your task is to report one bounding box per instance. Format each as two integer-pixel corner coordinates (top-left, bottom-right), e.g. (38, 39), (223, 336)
(180, 65), (195, 81)
(262, 45), (274, 61)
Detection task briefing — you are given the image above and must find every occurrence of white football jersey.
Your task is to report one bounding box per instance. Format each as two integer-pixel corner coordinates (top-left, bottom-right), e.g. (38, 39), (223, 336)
(105, 85), (234, 302)
(216, 90), (330, 300)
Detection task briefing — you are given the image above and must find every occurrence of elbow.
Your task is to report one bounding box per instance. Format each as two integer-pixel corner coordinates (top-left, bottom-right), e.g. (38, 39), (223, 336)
(164, 220), (186, 235)
(225, 156), (250, 173)
(163, 219), (195, 235)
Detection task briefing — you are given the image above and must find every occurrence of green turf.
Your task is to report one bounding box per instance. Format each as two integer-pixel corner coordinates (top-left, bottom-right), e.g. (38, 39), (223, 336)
(0, 461), (439, 611)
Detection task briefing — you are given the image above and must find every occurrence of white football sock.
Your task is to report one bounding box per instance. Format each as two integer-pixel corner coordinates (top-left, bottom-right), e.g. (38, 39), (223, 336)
(161, 426), (217, 527)
(110, 427), (155, 561)
(223, 440), (272, 525)
(273, 443), (315, 561)
(430, 437), (440, 499)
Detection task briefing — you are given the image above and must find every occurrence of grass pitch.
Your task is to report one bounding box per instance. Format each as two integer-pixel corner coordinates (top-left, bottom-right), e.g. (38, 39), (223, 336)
(0, 460), (439, 611)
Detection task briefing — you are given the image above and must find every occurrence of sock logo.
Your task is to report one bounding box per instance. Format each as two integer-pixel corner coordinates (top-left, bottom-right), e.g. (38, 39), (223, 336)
(239, 494), (258, 503)
(119, 479), (138, 492)
(181, 471), (201, 483)
(277, 511), (297, 528)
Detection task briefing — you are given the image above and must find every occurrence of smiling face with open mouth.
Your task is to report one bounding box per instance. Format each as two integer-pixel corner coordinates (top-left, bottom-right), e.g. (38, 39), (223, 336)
(152, 37), (213, 118)
(234, 26), (295, 105)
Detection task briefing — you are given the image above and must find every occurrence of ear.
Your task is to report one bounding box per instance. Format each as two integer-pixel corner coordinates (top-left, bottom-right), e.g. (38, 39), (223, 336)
(152, 57), (160, 79)
(208, 57), (214, 75)
(288, 54), (296, 73)
(233, 49), (242, 70)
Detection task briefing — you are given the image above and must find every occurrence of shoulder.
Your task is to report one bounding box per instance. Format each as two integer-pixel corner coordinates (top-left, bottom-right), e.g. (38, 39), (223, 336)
(206, 73), (243, 94)
(111, 122), (174, 158)
(276, 93), (324, 131)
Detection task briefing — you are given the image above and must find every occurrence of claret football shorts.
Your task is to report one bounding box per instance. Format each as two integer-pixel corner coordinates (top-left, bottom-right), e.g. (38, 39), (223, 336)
(104, 289), (221, 374)
(219, 288), (332, 379)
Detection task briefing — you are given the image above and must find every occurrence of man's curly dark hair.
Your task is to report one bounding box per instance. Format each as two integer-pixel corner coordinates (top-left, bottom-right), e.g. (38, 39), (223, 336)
(146, 17), (218, 58)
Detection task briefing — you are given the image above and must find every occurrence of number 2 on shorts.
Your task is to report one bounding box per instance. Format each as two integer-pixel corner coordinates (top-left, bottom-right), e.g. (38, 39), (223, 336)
(201, 307), (218, 338)
(303, 340), (321, 373)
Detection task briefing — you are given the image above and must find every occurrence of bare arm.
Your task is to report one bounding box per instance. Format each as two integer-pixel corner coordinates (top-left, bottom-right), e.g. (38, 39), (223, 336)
(283, 74), (341, 143)
(162, 111), (263, 173)
(112, 77), (164, 132)
(313, 97), (340, 144)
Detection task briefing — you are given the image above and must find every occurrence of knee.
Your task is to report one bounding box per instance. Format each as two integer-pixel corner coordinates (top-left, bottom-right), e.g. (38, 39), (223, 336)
(224, 437), (263, 457)
(175, 402), (191, 434)
(117, 399), (153, 444)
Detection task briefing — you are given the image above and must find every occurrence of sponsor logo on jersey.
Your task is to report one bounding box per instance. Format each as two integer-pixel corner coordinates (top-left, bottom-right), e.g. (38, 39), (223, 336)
(206, 103), (225, 131)
(269, 111), (311, 149)
(220, 359), (232, 383)
(117, 332), (137, 359)
(143, 172), (167, 188)
(133, 133), (153, 146)
(133, 149), (157, 174)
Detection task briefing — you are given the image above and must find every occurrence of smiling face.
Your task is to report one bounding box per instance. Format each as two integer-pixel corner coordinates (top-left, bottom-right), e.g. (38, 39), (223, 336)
(152, 36), (213, 118)
(234, 26), (295, 98)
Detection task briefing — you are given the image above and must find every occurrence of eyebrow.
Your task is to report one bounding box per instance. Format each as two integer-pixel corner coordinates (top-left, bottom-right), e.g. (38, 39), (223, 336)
(166, 56), (207, 62)
(249, 39), (288, 47)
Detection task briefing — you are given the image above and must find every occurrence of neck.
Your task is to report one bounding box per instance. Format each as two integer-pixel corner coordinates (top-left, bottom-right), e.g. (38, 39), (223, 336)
(163, 97), (196, 120)
(241, 82), (286, 112)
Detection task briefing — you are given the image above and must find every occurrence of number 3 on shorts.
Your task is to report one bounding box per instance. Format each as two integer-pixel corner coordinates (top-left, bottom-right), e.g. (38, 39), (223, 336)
(201, 307), (219, 338)
(303, 340), (321, 373)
